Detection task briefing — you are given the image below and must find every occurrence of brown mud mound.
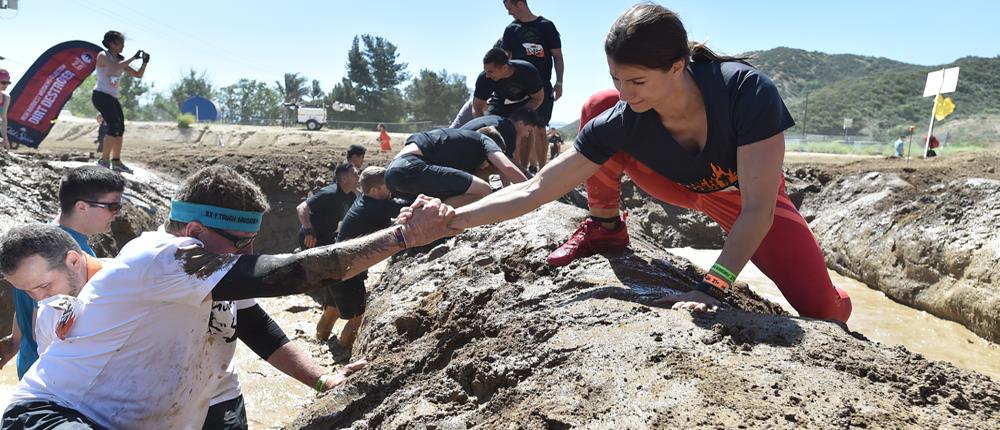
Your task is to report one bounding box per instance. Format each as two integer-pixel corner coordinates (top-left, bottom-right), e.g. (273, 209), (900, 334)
(291, 203), (999, 429)
(0, 151), (170, 336)
(788, 152), (1000, 343)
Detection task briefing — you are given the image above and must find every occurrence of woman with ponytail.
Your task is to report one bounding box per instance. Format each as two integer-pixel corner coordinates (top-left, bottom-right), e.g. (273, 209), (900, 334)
(432, 2), (852, 322)
(92, 30), (149, 173)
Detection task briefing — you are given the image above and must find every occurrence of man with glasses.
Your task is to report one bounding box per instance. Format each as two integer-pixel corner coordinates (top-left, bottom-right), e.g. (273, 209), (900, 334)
(2, 165), (455, 429)
(1, 166), (124, 381)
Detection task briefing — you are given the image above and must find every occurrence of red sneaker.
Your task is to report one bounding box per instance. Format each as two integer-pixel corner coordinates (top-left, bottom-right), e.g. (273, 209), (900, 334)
(546, 214), (629, 266)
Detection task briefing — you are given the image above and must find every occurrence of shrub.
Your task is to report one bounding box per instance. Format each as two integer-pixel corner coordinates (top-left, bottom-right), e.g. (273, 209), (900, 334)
(177, 113), (196, 128)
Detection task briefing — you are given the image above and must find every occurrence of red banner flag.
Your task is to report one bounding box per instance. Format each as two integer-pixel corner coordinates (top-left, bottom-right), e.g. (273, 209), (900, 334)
(6, 40), (102, 148)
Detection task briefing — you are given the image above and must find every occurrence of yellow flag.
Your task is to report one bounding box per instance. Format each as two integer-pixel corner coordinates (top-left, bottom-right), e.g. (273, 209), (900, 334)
(934, 95), (955, 121)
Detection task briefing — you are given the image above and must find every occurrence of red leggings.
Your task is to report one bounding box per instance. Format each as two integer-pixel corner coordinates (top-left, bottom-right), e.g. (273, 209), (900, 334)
(581, 90), (851, 322)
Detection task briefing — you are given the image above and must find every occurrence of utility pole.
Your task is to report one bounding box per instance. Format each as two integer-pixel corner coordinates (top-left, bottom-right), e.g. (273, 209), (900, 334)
(801, 93), (809, 143)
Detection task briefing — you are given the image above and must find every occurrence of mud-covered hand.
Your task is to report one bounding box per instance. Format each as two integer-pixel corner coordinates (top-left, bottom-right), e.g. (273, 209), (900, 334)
(320, 359), (368, 391)
(0, 335), (16, 370)
(302, 227), (316, 249)
(397, 195), (460, 247)
(652, 285), (722, 312)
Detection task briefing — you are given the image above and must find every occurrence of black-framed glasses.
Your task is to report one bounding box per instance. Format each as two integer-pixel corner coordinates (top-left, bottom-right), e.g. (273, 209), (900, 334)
(0, 81), (10, 85)
(83, 200), (123, 212)
(207, 226), (257, 250)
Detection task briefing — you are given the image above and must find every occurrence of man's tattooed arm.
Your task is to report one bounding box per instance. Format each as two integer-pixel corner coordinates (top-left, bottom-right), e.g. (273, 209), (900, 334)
(212, 227), (402, 301)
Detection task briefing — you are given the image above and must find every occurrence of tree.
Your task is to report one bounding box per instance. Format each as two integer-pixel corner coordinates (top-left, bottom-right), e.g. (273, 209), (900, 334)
(405, 69), (470, 124)
(117, 74), (151, 120)
(362, 35), (409, 89)
(344, 35), (410, 122)
(216, 79), (282, 124)
(169, 69), (214, 111)
(139, 92), (180, 121)
(309, 79), (325, 104)
(275, 72), (308, 105)
(66, 75), (98, 118)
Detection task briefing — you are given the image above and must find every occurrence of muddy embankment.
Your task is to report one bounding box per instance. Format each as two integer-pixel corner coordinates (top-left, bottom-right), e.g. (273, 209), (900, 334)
(785, 153), (1000, 344)
(0, 150), (172, 337)
(291, 203), (999, 429)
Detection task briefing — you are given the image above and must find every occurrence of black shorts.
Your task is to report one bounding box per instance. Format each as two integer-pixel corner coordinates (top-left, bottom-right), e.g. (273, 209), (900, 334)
(2, 401), (105, 430)
(384, 153), (473, 201)
(91, 91), (124, 137)
(322, 274), (367, 319)
(203, 395), (248, 430)
(487, 82), (553, 126)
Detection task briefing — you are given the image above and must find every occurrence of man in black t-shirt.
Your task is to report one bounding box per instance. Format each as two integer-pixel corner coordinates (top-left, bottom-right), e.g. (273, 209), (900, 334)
(323, 166), (407, 350)
(296, 162), (359, 250)
(384, 128), (526, 207)
(460, 108), (544, 172)
(472, 48), (545, 121)
(501, 0), (563, 126)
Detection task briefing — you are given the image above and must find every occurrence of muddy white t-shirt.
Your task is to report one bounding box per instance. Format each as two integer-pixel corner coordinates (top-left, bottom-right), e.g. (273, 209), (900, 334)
(11, 230), (239, 430)
(209, 298), (257, 406)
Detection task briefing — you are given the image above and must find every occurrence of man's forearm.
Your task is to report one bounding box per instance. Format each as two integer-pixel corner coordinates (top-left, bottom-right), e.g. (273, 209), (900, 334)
(266, 343), (326, 389)
(296, 204), (312, 229)
(213, 226), (404, 301)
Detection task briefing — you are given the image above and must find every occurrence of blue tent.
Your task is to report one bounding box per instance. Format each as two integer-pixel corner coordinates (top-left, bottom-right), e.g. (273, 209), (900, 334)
(180, 96), (219, 121)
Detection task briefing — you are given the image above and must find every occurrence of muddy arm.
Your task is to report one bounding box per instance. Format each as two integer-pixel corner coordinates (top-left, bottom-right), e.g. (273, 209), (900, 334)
(213, 196), (455, 301)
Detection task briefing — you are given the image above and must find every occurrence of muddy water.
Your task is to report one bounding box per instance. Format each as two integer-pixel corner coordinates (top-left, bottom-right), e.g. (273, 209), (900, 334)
(668, 248), (1000, 380)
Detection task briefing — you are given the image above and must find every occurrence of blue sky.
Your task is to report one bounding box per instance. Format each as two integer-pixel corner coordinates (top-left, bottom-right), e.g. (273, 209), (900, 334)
(1, 0), (997, 124)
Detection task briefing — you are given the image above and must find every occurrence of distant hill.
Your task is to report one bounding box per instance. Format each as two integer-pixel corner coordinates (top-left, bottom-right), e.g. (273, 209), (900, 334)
(557, 120), (580, 141)
(747, 48), (1000, 140)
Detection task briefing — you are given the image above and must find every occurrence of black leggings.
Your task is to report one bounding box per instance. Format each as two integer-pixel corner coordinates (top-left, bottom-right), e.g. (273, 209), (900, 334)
(91, 91), (124, 137)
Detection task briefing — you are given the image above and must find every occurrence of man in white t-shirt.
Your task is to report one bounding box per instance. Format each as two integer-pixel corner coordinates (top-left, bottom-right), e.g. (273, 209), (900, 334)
(1, 166), (455, 430)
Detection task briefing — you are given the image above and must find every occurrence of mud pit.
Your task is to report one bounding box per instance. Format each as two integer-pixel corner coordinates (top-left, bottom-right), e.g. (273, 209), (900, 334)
(291, 204), (999, 429)
(6, 122), (999, 428)
(785, 153), (1000, 343)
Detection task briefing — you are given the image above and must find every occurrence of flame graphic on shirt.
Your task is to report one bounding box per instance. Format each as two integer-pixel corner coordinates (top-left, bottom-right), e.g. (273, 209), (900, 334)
(688, 163), (738, 192)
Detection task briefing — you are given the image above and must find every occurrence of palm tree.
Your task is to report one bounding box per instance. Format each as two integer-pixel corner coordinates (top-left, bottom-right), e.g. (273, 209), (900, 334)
(275, 73), (309, 105)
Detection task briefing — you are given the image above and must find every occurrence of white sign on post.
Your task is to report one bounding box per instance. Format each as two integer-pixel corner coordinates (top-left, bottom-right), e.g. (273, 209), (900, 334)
(922, 67), (960, 97)
(920, 67), (960, 157)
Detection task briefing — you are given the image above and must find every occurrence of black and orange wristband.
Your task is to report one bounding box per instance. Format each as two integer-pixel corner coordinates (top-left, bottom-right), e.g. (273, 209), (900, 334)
(696, 269), (733, 301)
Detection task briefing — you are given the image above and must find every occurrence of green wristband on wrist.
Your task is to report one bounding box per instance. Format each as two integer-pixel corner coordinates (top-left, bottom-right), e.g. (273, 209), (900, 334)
(710, 263), (736, 284)
(314, 375), (328, 392)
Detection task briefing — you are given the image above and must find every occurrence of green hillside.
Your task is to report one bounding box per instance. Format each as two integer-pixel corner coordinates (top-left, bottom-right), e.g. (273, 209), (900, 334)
(749, 48), (1000, 140)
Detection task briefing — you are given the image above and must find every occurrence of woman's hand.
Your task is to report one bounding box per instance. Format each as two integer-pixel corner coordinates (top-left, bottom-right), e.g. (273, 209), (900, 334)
(652, 289), (722, 312)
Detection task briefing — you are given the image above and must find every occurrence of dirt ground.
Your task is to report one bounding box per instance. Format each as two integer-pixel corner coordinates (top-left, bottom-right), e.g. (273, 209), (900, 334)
(4, 120), (999, 428)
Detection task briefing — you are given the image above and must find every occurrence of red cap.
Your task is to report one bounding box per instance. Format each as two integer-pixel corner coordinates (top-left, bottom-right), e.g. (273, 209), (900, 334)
(0, 69), (10, 81)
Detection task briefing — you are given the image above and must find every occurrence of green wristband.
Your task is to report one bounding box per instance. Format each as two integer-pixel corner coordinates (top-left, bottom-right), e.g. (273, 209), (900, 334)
(710, 263), (737, 284)
(314, 375), (328, 392)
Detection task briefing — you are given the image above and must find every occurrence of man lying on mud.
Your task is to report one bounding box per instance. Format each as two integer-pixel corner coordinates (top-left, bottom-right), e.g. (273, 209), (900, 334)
(384, 127), (527, 207)
(0, 165), (456, 430)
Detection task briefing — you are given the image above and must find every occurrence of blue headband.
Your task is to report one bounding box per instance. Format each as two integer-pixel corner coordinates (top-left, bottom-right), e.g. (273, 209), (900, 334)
(169, 200), (263, 232)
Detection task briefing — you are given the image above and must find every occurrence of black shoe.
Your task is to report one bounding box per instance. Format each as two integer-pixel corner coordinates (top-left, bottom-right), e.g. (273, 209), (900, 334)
(111, 159), (134, 174)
